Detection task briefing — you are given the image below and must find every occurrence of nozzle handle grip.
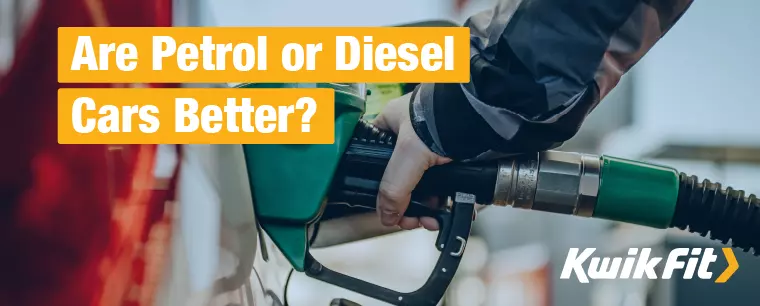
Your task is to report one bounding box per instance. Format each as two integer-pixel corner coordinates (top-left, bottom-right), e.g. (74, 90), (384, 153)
(326, 121), (498, 217)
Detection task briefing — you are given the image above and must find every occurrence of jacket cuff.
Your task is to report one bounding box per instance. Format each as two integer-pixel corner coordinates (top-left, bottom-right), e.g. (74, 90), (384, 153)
(409, 84), (447, 157)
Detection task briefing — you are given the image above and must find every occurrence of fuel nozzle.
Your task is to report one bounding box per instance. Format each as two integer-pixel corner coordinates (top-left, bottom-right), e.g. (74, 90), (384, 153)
(328, 120), (760, 255)
(317, 121), (760, 306)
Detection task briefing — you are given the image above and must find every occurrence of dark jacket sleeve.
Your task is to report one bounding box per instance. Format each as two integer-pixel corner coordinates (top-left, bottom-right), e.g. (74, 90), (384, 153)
(409, 0), (694, 160)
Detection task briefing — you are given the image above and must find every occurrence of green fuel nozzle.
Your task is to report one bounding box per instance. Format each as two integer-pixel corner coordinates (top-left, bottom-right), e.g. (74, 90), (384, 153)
(327, 120), (760, 255)
(241, 82), (757, 306)
(267, 118), (760, 306)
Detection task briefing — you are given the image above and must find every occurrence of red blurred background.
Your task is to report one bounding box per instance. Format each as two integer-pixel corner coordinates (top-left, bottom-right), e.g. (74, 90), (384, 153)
(0, 1), (176, 305)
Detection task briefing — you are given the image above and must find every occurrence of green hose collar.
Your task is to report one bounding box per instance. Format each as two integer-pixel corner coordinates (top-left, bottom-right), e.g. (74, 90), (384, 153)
(593, 155), (680, 228)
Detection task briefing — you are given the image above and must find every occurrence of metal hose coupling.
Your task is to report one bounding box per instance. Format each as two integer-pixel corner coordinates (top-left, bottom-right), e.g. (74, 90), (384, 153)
(492, 151), (601, 217)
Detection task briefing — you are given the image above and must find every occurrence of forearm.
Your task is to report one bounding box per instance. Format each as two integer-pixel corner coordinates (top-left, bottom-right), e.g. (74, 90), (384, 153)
(410, 0), (694, 160)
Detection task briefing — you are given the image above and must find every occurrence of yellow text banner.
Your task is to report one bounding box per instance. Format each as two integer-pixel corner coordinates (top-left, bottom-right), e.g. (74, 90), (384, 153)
(58, 27), (470, 83)
(57, 88), (335, 144)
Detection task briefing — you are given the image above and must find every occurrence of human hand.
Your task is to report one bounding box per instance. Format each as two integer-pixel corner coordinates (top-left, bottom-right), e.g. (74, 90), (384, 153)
(372, 93), (452, 231)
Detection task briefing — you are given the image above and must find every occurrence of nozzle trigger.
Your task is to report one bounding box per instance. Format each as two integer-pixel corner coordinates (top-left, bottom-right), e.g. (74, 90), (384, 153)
(305, 194), (476, 306)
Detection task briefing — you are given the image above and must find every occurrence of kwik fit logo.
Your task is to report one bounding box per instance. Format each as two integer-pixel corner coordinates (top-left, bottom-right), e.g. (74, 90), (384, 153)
(560, 248), (738, 283)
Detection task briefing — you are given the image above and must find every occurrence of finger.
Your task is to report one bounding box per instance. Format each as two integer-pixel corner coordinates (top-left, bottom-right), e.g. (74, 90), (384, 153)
(417, 196), (442, 230)
(379, 210), (401, 227)
(372, 111), (392, 131)
(377, 139), (429, 226)
(399, 217), (420, 230)
(435, 156), (453, 166)
(371, 96), (407, 134)
(372, 113), (401, 135)
(420, 217), (439, 231)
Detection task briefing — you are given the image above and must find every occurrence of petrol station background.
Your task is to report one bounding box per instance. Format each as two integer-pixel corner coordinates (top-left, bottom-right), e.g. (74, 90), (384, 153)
(1, 0), (759, 305)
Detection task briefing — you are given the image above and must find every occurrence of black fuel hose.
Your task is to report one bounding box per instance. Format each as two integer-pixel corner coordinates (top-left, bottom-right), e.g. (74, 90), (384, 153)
(673, 174), (760, 254)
